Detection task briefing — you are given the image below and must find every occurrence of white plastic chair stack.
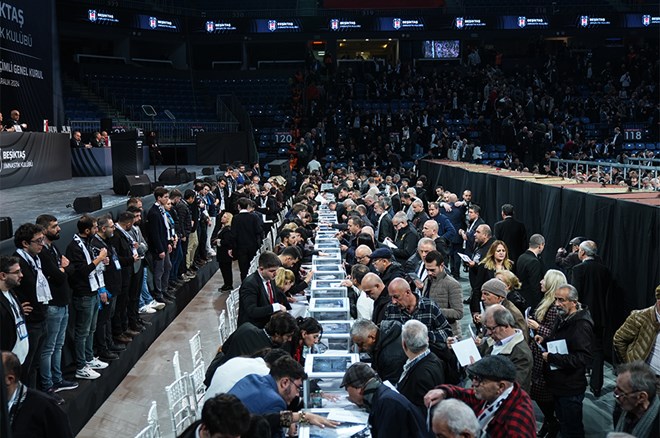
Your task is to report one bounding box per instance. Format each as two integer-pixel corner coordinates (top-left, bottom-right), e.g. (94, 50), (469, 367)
(134, 401), (162, 438)
(188, 361), (206, 417)
(165, 373), (196, 436)
(225, 293), (237, 334)
(218, 310), (229, 344)
(229, 288), (240, 332)
(172, 351), (182, 380)
(189, 331), (204, 369)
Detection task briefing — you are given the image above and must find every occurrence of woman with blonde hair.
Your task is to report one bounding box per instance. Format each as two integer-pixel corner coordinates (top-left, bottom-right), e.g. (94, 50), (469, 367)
(215, 212), (235, 291)
(470, 240), (514, 318)
(275, 267), (296, 304)
(526, 269), (567, 438)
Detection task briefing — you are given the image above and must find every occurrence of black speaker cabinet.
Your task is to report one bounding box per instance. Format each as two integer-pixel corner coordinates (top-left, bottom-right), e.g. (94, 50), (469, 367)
(129, 182), (151, 197)
(158, 167), (190, 185)
(0, 217), (13, 241)
(111, 131), (144, 194)
(268, 159), (290, 179)
(73, 194), (103, 213)
(202, 167), (215, 175)
(115, 174), (152, 196)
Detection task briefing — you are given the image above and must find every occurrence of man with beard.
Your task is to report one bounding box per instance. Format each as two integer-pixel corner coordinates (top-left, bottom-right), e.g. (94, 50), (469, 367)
(35, 215), (78, 400)
(12, 223), (51, 388)
(0, 256), (29, 364)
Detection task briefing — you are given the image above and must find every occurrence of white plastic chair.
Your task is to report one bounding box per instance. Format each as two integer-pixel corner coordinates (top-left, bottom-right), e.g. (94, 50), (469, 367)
(189, 331), (203, 369)
(165, 373), (196, 436)
(188, 361), (206, 417)
(218, 309), (228, 344)
(134, 401), (161, 438)
(172, 351), (181, 380)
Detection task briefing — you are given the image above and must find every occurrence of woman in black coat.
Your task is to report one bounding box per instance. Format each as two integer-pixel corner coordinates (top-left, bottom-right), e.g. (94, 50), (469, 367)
(214, 212), (235, 291)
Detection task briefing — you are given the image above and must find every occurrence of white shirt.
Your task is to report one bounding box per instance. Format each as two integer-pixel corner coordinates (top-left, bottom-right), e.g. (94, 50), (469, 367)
(204, 357), (270, 402)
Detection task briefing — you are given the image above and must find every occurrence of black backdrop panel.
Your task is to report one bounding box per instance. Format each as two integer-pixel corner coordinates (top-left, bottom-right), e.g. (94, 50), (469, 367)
(196, 132), (249, 165)
(0, 132), (71, 189)
(419, 160), (660, 316)
(0, 0), (56, 130)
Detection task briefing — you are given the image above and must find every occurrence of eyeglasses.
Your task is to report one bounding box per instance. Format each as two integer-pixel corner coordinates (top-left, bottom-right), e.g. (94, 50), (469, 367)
(3, 269), (22, 275)
(555, 297), (574, 303)
(469, 375), (493, 386)
(290, 380), (303, 392)
(614, 389), (641, 399)
(30, 237), (45, 245)
(484, 324), (501, 332)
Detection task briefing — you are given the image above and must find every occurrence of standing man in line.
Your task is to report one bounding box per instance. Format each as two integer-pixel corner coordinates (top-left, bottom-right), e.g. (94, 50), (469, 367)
(230, 197), (264, 280)
(36, 215), (79, 400)
(147, 187), (175, 302)
(12, 223), (51, 388)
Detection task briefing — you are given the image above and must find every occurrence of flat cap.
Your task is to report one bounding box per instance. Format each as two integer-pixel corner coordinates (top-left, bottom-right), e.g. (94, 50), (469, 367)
(340, 362), (378, 388)
(467, 355), (517, 382)
(481, 278), (508, 298)
(370, 248), (393, 260)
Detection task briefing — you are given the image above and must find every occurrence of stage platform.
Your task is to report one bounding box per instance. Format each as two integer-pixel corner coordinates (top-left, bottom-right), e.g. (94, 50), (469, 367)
(419, 159), (660, 318)
(0, 165), (221, 255)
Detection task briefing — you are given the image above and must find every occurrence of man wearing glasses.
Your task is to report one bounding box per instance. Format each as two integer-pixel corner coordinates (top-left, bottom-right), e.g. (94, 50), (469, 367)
(612, 360), (660, 437)
(12, 223), (50, 388)
(0, 256), (29, 364)
(536, 284), (594, 438)
(424, 355), (536, 438)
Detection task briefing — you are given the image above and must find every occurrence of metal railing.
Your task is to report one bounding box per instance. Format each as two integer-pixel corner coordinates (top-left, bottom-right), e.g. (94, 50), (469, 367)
(69, 120), (239, 142)
(549, 158), (660, 189)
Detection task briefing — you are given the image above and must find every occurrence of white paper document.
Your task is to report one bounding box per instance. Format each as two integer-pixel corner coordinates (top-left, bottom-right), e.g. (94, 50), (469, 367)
(452, 338), (482, 367)
(457, 252), (473, 263)
(327, 410), (369, 424)
(383, 239), (398, 249)
(547, 339), (568, 370)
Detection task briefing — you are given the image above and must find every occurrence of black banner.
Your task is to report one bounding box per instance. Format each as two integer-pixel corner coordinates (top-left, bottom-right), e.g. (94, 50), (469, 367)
(0, 132), (71, 189)
(0, 0), (56, 131)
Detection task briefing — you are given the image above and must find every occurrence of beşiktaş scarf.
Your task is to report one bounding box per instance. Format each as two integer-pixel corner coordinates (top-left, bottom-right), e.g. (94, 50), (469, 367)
(73, 234), (105, 291)
(16, 248), (52, 304)
(477, 385), (514, 434)
(615, 395), (660, 437)
(115, 225), (139, 258)
(158, 204), (174, 240)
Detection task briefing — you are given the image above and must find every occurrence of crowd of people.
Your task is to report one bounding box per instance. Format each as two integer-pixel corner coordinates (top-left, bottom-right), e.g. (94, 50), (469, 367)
(289, 41), (659, 189)
(3, 154), (660, 437)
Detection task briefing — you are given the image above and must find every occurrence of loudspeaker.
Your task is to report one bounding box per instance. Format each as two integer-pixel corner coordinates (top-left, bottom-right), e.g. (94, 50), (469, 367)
(202, 167), (215, 175)
(100, 118), (113, 133)
(268, 159), (290, 179)
(159, 167), (190, 185)
(129, 182), (151, 197)
(73, 194), (103, 213)
(111, 131), (144, 194)
(0, 217), (13, 241)
(115, 174), (152, 196)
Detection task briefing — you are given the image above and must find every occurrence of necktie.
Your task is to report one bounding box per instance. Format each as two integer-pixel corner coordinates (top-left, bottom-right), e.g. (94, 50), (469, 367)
(266, 281), (274, 304)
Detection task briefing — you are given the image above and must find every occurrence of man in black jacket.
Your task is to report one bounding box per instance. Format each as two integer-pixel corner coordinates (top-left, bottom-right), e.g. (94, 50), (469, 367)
(390, 212), (420, 265)
(3, 351), (74, 438)
(374, 200), (395, 242)
(0, 256), (29, 364)
(177, 393), (250, 438)
(12, 223), (49, 388)
(571, 240), (612, 398)
(230, 197), (264, 280)
(493, 203), (528, 268)
(147, 187), (174, 302)
(35, 215), (78, 398)
(398, 319), (445, 417)
(350, 318), (407, 385)
(538, 284), (593, 438)
(371, 248), (405, 290)
(516, 234), (546, 310)
(65, 215), (108, 380)
(237, 251), (286, 329)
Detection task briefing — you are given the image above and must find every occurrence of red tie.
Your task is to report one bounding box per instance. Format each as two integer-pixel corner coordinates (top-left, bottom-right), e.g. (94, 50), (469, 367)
(266, 281), (274, 304)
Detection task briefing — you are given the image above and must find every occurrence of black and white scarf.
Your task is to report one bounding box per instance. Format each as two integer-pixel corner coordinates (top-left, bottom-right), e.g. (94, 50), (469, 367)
(73, 234), (105, 291)
(16, 249), (52, 304)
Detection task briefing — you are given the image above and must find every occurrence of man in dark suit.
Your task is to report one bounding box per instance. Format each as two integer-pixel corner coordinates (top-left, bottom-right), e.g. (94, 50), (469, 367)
(254, 185), (280, 223)
(459, 204), (485, 257)
(374, 200), (395, 243)
(390, 212), (420, 265)
(0, 256), (28, 361)
(493, 203), (528, 267)
(516, 234), (546, 310)
(230, 197), (264, 280)
(146, 187), (174, 302)
(571, 240), (611, 397)
(237, 251), (285, 329)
